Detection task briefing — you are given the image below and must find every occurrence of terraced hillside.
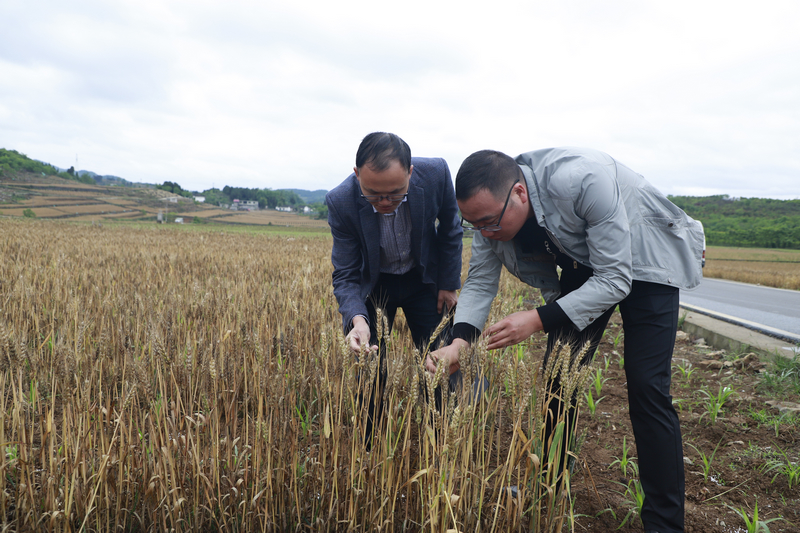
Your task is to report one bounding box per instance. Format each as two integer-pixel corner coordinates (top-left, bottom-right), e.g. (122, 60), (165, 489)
(0, 171), (328, 228)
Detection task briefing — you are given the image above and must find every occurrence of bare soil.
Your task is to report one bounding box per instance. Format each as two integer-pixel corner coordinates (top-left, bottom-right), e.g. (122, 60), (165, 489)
(566, 315), (800, 532)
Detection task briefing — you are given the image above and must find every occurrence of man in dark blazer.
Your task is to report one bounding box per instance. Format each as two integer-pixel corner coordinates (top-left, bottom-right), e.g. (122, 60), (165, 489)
(326, 132), (463, 355)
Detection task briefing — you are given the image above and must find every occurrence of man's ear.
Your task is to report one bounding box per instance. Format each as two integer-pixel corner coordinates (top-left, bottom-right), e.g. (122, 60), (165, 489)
(515, 181), (528, 204)
(353, 166), (359, 180)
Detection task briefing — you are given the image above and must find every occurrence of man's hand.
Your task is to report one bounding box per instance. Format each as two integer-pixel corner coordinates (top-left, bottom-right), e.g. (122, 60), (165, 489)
(425, 338), (469, 375)
(437, 289), (458, 314)
(347, 316), (377, 354)
(483, 309), (543, 350)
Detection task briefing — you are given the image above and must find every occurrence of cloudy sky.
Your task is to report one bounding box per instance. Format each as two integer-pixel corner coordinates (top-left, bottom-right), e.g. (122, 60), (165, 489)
(1, 1), (798, 198)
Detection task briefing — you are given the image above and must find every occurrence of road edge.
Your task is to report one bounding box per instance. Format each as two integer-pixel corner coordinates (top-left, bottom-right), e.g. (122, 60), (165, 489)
(679, 304), (799, 359)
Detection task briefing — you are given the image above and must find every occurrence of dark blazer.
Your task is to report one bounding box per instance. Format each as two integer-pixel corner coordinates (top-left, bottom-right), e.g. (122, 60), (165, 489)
(326, 157), (463, 331)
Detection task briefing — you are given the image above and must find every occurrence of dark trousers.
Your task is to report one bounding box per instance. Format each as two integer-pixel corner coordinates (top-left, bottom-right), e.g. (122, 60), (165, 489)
(546, 276), (684, 533)
(365, 270), (450, 351)
(360, 270), (454, 445)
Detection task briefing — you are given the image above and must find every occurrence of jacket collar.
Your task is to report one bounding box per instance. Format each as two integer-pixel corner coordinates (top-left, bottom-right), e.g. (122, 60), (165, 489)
(358, 192), (380, 284)
(520, 164), (547, 227)
(407, 176), (423, 261)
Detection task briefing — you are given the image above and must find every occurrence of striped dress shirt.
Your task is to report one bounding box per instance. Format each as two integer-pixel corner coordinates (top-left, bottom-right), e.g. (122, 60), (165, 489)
(377, 200), (415, 274)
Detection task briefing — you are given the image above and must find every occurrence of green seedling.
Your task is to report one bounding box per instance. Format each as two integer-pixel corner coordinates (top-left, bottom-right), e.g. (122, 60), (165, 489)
(5, 444), (18, 464)
(772, 412), (795, 437)
(748, 408), (772, 425)
(610, 436), (638, 478)
(612, 330), (624, 349)
(698, 384), (736, 424)
(294, 398), (318, 438)
(761, 446), (800, 489)
(747, 409), (798, 437)
(593, 368), (609, 397)
(725, 501), (782, 533)
(674, 361), (696, 380)
(687, 439), (722, 483)
(28, 379), (38, 410)
(672, 397), (686, 415)
(231, 443), (252, 470)
(583, 390), (604, 417)
(614, 478), (645, 529)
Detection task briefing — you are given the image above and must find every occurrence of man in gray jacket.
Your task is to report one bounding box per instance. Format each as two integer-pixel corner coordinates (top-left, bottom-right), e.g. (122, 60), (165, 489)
(428, 147), (703, 533)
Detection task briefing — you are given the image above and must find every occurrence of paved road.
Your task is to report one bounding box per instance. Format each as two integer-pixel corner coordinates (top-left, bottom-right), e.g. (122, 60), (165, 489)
(680, 278), (800, 337)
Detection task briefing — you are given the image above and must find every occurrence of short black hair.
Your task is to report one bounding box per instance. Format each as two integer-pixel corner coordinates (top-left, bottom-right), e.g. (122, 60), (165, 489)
(455, 149), (521, 201)
(355, 132), (412, 173)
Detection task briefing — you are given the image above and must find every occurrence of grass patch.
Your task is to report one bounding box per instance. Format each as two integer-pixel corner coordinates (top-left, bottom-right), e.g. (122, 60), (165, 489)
(757, 353), (800, 399)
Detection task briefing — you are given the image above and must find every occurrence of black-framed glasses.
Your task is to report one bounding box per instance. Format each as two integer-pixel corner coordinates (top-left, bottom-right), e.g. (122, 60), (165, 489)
(360, 193), (408, 204)
(460, 178), (520, 232)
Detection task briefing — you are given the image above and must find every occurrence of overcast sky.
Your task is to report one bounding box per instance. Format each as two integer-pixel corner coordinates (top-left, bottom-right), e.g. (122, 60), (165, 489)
(1, 1), (798, 199)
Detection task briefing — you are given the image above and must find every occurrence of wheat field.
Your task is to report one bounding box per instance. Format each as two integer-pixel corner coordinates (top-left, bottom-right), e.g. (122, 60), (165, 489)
(0, 218), (586, 532)
(704, 246), (800, 290)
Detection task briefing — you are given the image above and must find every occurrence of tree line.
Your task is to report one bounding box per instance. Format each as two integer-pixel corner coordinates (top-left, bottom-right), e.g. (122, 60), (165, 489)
(220, 186), (303, 209)
(216, 186), (327, 218)
(669, 195), (800, 249)
(156, 181), (194, 198)
(153, 181), (331, 218)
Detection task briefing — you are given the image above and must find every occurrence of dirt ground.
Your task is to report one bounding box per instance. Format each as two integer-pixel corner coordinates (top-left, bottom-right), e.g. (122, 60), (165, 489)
(565, 314), (800, 532)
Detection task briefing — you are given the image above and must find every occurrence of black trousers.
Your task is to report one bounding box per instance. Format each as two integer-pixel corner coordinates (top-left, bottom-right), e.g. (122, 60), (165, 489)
(365, 270), (451, 351)
(546, 275), (684, 533)
(360, 270), (455, 445)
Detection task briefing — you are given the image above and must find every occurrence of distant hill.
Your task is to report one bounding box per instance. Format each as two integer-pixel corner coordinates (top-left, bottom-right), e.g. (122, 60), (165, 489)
(5, 148), (332, 203)
(0, 150), (149, 188)
(0, 169), (329, 229)
(278, 188), (328, 204)
(669, 195), (800, 249)
(0, 148), (334, 226)
(1, 148), (96, 185)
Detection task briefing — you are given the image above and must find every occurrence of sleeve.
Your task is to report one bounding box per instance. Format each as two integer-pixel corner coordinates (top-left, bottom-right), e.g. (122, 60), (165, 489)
(452, 322), (481, 343)
(327, 196), (368, 332)
(552, 163), (633, 331)
(452, 232), (503, 333)
(435, 160), (463, 291)
(536, 301), (572, 333)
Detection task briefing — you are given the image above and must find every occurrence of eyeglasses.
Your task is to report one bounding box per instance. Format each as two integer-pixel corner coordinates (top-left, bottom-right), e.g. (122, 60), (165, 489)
(360, 193), (408, 204)
(461, 179), (520, 232)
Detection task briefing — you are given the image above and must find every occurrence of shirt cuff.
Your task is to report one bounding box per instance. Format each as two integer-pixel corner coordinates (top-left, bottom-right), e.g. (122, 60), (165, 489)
(537, 302), (573, 333)
(452, 322), (481, 344)
(349, 314), (369, 330)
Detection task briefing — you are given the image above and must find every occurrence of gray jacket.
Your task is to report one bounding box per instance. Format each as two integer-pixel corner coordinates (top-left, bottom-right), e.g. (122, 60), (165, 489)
(454, 147), (704, 332)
